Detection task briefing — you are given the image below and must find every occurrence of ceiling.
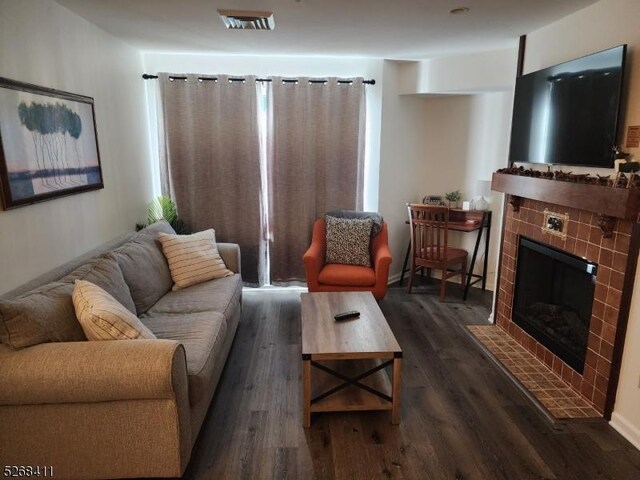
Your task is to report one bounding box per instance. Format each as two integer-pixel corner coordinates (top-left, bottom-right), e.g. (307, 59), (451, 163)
(55, 0), (598, 59)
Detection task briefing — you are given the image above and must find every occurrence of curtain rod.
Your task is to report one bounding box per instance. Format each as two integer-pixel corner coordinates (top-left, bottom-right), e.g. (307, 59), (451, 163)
(141, 73), (375, 85)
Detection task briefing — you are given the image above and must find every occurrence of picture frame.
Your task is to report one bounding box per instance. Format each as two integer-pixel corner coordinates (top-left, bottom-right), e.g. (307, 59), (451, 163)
(422, 195), (445, 206)
(0, 77), (103, 209)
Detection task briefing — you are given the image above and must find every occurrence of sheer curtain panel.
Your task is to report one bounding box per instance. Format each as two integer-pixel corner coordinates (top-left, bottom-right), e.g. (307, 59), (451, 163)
(267, 78), (366, 284)
(158, 74), (263, 284)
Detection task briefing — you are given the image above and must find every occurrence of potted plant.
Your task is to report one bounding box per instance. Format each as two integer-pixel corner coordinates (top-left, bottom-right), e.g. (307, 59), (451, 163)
(136, 195), (191, 234)
(445, 190), (462, 208)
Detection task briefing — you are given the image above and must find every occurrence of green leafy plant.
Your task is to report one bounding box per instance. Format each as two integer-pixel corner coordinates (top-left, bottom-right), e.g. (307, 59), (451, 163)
(136, 195), (190, 234)
(444, 190), (462, 204)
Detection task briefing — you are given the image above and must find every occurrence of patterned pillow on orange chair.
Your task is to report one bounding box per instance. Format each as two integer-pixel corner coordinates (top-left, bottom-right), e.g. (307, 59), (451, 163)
(324, 216), (373, 267)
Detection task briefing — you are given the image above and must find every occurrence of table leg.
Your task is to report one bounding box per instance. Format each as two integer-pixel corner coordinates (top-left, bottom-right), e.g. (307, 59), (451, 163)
(391, 356), (402, 424)
(303, 356), (311, 428)
(482, 218), (491, 291)
(464, 226), (483, 300)
(399, 241), (411, 286)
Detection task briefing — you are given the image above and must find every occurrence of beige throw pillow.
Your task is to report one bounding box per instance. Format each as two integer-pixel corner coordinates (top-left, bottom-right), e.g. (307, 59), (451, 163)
(72, 280), (156, 341)
(158, 229), (233, 290)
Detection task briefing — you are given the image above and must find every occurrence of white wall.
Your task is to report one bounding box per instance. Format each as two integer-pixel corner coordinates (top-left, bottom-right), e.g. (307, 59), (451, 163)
(525, 0), (640, 449)
(142, 53), (383, 211)
(378, 61), (429, 280)
(419, 93), (513, 290)
(0, 0), (152, 294)
(400, 48), (518, 95)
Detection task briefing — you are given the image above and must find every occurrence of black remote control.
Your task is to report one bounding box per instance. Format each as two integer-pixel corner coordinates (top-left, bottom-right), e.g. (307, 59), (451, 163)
(334, 310), (360, 321)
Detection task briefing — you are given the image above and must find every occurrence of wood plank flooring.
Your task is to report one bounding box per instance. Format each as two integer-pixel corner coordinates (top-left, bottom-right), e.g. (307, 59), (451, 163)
(180, 285), (640, 480)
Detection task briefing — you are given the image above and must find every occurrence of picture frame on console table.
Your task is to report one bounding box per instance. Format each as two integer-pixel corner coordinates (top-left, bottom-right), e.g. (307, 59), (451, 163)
(0, 77), (103, 209)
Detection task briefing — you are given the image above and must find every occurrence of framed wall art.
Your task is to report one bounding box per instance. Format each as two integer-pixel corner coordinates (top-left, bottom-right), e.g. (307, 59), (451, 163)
(0, 77), (103, 209)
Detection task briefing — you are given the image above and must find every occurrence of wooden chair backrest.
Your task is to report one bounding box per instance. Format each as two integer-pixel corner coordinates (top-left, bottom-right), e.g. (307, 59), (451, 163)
(407, 203), (450, 264)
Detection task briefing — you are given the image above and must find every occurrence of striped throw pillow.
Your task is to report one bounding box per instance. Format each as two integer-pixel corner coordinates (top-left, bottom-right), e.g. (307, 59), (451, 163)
(72, 280), (156, 341)
(158, 229), (233, 290)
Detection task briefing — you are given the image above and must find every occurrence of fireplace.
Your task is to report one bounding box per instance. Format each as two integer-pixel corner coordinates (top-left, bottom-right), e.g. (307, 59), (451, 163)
(490, 173), (640, 415)
(513, 237), (597, 374)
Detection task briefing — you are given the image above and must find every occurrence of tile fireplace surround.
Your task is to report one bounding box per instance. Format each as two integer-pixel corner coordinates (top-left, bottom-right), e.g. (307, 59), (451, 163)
(493, 176), (640, 417)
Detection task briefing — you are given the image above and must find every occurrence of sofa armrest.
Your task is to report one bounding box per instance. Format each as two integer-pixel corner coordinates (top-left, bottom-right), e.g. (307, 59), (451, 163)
(218, 242), (241, 274)
(0, 339), (187, 406)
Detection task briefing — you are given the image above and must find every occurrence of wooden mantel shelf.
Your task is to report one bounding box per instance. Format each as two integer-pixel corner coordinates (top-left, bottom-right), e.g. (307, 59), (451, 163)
(491, 172), (640, 222)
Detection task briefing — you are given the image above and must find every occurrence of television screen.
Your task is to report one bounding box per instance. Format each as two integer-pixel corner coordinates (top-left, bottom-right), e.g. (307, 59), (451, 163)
(508, 45), (626, 168)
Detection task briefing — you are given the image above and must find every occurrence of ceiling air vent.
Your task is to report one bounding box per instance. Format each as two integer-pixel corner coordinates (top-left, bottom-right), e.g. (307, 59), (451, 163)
(217, 9), (275, 30)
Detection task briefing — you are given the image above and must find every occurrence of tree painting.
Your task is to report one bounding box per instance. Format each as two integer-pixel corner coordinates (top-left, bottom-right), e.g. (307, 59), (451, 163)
(0, 78), (103, 209)
(17, 101), (83, 188)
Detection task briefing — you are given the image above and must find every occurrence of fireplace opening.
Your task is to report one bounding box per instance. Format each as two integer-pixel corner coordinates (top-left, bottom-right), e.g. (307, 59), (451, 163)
(513, 237), (597, 373)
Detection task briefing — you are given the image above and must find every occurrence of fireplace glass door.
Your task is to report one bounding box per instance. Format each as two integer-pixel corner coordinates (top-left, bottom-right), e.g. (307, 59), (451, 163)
(512, 237), (597, 373)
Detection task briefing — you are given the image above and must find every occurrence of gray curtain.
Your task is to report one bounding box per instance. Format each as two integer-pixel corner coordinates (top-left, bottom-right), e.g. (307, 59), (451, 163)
(158, 73), (263, 285)
(267, 78), (366, 284)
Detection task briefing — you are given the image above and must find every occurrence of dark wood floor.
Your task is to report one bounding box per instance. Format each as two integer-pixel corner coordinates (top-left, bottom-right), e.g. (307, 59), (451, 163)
(181, 283), (640, 480)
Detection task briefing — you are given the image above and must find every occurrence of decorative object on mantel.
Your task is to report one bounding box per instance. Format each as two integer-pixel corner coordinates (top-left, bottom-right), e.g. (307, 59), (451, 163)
(444, 190), (462, 208)
(542, 209), (569, 240)
(612, 159), (640, 188)
(613, 144), (631, 160)
(496, 165), (640, 189)
(0, 77), (103, 210)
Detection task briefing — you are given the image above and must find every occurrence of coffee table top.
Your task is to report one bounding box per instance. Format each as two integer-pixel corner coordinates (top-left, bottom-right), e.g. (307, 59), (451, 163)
(301, 292), (402, 359)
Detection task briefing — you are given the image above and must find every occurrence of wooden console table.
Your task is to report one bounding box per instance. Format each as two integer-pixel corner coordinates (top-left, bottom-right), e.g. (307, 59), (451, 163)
(400, 209), (492, 300)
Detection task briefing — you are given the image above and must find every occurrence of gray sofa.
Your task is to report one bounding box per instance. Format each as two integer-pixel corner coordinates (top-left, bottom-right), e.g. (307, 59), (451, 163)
(0, 221), (242, 479)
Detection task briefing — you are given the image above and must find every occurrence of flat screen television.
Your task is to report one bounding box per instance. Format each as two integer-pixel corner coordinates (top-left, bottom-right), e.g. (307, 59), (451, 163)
(508, 45), (627, 168)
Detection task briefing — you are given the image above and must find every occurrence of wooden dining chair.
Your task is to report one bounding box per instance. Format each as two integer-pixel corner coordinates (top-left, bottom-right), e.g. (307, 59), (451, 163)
(406, 203), (468, 301)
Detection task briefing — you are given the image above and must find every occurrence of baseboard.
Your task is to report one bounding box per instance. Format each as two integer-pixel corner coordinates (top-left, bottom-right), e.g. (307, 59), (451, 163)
(387, 272), (402, 285)
(610, 412), (640, 451)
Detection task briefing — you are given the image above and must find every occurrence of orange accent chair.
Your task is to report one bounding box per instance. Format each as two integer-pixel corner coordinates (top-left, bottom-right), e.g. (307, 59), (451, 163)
(303, 219), (392, 301)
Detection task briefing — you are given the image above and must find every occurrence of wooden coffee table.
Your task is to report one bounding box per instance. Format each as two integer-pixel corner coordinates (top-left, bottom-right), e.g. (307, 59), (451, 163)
(300, 291), (402, 427)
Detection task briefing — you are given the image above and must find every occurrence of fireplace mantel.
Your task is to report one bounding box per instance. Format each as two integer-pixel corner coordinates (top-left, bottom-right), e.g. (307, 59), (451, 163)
(492, 173), (640, 222)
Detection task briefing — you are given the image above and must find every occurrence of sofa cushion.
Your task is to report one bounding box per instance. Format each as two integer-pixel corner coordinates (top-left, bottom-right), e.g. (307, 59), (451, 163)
(0, 282), (83, 349)
(318, 264), (376, 287)
(145, 274), (242, 321)
(73, 280), (156, 341)
(67, 253), (136, 315)
(325, 216), (373, 267)
(113, 222), (175, 315)
(0, 254), (134, 350)
(158, 229), (233, 290)
(141, 311), (227, 406)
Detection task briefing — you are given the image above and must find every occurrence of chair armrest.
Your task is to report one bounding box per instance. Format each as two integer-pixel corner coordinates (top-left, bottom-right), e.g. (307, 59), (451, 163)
(303, 220), (326, 289)
(218, 242), (241, 274)
(374, 242), (392, 270)
(372, 222), (392, 291)
(374, 242), (392, 283)
(0, 340), (187, 406)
